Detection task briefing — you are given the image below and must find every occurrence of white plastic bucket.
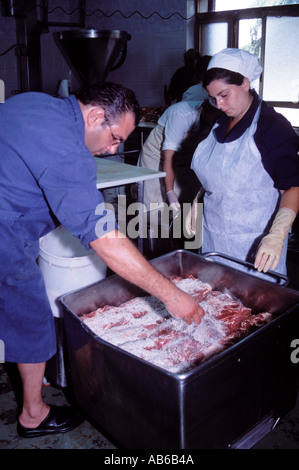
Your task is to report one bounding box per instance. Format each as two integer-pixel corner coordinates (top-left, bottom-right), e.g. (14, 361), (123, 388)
(38, 225), (107, 317)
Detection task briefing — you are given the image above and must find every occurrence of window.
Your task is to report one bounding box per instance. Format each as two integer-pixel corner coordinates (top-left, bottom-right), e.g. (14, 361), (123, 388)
(195, 1), (299, 127)
(201, 22), (228, 55)
(214, 0), (298, 11)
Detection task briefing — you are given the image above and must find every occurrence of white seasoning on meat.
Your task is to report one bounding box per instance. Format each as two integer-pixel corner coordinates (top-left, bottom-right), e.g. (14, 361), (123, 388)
(81, 277), (272, 374)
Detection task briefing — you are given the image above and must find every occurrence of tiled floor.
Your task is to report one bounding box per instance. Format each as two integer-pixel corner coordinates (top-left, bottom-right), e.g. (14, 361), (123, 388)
(0, 363), (117, 449)
(1, 247), (298, 450)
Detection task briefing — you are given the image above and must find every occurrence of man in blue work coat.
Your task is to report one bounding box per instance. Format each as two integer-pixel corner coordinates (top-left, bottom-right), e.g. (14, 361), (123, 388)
(0, 82), (203, 437)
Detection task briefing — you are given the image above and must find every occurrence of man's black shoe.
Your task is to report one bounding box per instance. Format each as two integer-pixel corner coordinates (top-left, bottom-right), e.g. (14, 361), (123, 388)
(17, 405), (84, 438)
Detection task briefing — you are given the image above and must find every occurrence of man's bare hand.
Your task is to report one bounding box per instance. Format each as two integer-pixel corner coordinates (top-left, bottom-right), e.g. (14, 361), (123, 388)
(90, 233), (205, 325)
(165, 289), (205, 325)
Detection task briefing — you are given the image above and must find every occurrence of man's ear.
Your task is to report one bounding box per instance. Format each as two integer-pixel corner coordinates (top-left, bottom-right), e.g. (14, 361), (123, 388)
(86, 107), (105, 128)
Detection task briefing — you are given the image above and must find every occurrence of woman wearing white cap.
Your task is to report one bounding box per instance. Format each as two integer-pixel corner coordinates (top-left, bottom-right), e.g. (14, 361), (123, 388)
(187, 48), (299, 278)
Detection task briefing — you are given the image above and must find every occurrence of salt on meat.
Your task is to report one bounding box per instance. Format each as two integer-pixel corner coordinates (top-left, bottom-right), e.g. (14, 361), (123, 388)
(81, 277), (272, 374)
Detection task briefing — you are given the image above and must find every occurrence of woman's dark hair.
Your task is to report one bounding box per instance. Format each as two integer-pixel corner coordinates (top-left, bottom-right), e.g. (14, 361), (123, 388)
(203, 68), (245, 88)
(75, 81), (140, 126)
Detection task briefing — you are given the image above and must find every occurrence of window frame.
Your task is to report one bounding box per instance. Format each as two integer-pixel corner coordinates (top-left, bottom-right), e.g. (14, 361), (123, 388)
(194, 3), (299, 120)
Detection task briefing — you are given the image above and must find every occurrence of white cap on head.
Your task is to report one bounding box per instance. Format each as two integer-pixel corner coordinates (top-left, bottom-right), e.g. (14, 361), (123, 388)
(207, 48), (263, 82)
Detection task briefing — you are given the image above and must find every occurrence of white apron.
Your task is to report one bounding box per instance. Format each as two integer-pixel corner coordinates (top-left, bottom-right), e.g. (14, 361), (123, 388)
(191, 101), (288, 280)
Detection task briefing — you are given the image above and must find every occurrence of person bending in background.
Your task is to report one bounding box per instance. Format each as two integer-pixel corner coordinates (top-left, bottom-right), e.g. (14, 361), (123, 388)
(139, 99), (204, 213)
(186, 48), (299, 278)
(181, 55), (211, 103)
(165, 48), (201, 105)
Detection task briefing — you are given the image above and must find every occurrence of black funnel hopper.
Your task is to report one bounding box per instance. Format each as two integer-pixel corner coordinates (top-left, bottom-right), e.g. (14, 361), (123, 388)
(54, 29), (131, 86)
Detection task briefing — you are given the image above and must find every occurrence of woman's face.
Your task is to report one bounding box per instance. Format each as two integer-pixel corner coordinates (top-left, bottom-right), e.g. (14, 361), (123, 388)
(207, 77), (252, 122)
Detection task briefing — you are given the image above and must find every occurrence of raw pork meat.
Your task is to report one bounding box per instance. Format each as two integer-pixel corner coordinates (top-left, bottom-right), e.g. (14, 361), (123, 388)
(81, 276), (272, 373)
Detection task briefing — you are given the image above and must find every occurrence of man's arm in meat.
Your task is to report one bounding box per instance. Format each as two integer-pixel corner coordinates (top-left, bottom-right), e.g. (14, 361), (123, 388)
(90, 230), (204, 324)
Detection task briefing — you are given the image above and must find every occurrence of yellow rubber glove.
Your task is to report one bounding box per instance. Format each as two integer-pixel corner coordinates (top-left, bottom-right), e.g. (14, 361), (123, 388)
(185, 191), (200, 236)
(254, 207), (296, 273)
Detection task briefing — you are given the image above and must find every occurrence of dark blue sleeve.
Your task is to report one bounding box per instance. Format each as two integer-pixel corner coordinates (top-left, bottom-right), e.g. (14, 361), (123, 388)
(254, 104), (299, 190)
(38, 153), (118, 249)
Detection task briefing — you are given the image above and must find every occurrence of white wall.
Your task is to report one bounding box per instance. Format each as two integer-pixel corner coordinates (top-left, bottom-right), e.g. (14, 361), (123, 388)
(0, 1), (194, 107)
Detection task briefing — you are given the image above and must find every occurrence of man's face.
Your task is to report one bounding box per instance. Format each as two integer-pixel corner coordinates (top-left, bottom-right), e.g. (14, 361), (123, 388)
(85, 109), (136, 156)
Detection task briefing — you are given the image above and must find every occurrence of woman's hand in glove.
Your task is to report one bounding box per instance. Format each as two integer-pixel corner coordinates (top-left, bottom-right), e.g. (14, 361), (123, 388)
(255, 207), (296, 272)
(185, 191), (201, 236)
(254, 234), (284, 273)
(167, 190), (181, 211)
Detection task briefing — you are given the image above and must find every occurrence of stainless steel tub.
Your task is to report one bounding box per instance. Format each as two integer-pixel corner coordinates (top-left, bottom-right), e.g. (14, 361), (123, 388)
(60, 250), (299, 449)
